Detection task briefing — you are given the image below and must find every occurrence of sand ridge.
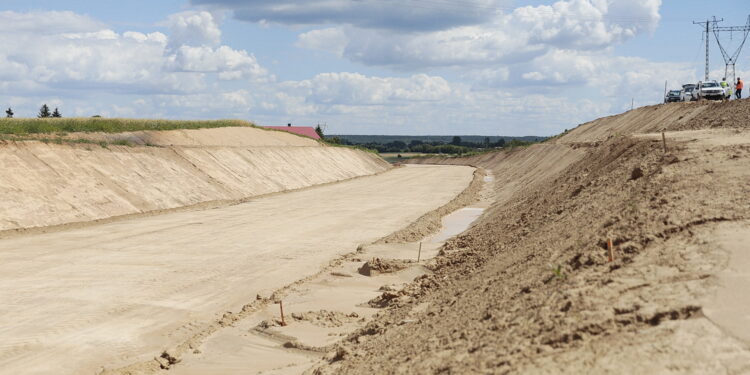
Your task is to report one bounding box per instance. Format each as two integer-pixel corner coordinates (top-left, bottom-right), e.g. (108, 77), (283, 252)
(0, 127), (388, 232)
(317, 100), (750, 374)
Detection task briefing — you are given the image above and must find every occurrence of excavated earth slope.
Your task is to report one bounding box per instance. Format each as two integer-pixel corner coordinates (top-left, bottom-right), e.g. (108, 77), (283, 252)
(0, 126), (388, 232)
(315, 100), (750, 374)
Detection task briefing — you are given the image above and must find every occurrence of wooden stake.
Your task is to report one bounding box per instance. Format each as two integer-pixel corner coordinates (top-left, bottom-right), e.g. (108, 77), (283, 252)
(607, 238), (614, 262)
(662, 132), (668, 153)
(279, 300), (287, 326)
(417, 242), (422, 262)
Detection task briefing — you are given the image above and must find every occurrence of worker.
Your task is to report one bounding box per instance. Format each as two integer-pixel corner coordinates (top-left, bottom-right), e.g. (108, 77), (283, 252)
(721, 78), (730, 100)
(737, 77), (744, 99)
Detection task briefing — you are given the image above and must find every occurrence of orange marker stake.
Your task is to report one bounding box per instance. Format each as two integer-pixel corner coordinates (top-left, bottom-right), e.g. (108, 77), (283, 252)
(607, 238), (614, 262)
(279, 300), (287, 326)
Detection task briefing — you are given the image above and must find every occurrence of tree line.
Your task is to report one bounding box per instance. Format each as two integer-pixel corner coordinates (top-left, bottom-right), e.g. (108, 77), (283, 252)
(5, 104), (62, 118)
(324, 135), (535, 154)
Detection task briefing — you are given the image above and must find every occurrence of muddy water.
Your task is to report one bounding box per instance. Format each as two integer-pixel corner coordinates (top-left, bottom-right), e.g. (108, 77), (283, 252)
(428, 173), (493, 243)
(429, 207), (485, 243)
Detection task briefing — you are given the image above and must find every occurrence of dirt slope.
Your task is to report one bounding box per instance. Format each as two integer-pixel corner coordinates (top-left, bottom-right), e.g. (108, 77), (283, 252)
(408, 143), (584, 205)
(0, 127), (388, 232)
(60, 126), (320, 147)
(315, 100), (750, 374)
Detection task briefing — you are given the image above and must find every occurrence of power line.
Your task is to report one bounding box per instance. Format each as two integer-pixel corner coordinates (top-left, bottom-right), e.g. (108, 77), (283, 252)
(712, 15), (750, 85)
(693, 17), (722, 81)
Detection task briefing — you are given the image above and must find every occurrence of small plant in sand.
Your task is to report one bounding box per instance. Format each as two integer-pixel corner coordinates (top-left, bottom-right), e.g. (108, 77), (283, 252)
(549, 264), (567, 280)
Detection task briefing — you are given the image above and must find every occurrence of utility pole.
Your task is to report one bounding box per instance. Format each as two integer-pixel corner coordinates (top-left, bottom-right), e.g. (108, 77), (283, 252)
(694, 17), (722, 81)
(712, 15), (750, 88)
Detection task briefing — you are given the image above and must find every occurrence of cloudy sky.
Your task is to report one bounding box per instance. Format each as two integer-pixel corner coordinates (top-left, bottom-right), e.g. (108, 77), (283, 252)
(0, 1), (747, 135)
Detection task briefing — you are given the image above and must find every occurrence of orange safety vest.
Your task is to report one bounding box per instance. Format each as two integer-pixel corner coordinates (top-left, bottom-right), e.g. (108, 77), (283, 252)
(738, 80), (744, 90)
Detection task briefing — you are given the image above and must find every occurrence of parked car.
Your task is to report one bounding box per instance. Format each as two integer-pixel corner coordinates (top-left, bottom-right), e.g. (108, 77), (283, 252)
(681, 84), (698, 101)
(664, 89), (682, 103)
(697, 80), (726, 100)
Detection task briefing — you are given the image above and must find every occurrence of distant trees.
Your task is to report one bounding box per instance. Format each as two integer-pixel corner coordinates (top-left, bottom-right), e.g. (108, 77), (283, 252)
(5, 107), (12, 118)
(315, 124), (324, 138)
(332, 136), (524, 155)
(38, 104), (51, 118)
(36, 104), (61, 118)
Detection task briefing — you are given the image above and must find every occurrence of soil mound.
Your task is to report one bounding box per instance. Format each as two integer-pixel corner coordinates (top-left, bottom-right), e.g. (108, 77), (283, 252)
(358, 258), (411, 276)
(315, 99), (750, 374)
(291, 310), (361, 327)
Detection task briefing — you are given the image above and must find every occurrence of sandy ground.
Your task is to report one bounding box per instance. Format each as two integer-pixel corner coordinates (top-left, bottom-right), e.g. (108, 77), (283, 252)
(318, 101), (750, 374)
(0, 164), (473, 375)
(166, 171), (496, 375)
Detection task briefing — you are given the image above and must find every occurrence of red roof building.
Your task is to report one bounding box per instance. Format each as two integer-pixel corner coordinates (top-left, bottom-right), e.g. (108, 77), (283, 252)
(263, 126), (321, 140)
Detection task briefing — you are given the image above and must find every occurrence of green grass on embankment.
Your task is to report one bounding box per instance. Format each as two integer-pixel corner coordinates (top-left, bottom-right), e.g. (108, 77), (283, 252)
(0, 118), (254, 135)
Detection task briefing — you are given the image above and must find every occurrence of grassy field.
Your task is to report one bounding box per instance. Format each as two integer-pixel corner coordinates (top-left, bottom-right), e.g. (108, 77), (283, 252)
(0, 118), (254, 135)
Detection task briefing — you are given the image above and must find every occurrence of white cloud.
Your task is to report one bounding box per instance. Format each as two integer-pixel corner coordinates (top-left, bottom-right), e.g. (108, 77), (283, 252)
(166, 45), (270, 81)
(522, 48), (695, 98)
(296, 0), (661, 69)
(0, 10), (105, 34)
(282, 72), (451, 105)
(165, 11), (222, 49)
(0, 10), (270, 98)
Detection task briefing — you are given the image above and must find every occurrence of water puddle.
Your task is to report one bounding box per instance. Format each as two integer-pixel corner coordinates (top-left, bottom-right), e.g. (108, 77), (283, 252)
(428, 207), (485, 243)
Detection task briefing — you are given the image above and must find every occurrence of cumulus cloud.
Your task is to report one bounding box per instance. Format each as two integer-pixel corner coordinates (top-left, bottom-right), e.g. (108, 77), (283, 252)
(282, 72), (451, 105)
(296, 0), (661, 69)
(0, 10), (105, 34)
(166, 45), (269, 81)
(521, 48), (695, 97)
(191, 0), (508, 31)
(0, 10), (269, 98)
(165, 11), (222, 49)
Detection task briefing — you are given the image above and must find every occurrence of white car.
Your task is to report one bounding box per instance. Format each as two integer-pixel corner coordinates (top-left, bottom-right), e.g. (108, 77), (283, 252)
(697, 80), (726, 100)
(681, 84), (698, 102)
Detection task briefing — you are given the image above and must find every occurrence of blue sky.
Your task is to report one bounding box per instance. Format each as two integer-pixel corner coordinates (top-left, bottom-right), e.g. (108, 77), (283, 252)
(0, 0), (748, 135)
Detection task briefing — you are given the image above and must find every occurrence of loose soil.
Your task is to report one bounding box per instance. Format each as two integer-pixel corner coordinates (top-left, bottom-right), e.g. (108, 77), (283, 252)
(312, 99), (750, 374)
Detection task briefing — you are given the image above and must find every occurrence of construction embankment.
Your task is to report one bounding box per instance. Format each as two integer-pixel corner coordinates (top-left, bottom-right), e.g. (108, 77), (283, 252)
(313, 99), (750, 374)
(0, 126), (389, 232)
(0, 124), (483, 375)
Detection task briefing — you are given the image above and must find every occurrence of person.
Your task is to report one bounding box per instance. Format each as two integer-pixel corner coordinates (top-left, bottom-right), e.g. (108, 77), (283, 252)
(737, 77), (744, 99)
(721, 78), (730, 100)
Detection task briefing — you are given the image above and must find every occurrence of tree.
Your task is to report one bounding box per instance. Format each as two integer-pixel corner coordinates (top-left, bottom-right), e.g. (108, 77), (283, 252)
(451, 136), (462, 146)
(5, 107), (13, 118)
(38, 104), (51, 118)
(315, 124), (324, 138)
(52, 107), (62, 118)
(483, 137), (490, 148)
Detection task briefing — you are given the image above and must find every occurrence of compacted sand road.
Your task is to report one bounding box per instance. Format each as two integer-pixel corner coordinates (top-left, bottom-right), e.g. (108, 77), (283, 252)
(0, 164), (474, 375)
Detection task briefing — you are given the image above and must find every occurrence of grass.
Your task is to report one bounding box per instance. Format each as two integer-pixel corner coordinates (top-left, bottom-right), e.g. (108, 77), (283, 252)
(0, 118), (254, 135)
(0, 133), (144, 148)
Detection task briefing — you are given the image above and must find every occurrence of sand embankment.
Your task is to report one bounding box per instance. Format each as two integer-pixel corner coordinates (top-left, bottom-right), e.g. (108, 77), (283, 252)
(0, 164), (474, 375)
(0, 126), (388, 232)
(320, 100), (750, 374)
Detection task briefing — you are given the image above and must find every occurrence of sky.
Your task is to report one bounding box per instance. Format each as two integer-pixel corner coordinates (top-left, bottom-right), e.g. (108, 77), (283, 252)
(0, 1), (748, 136)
